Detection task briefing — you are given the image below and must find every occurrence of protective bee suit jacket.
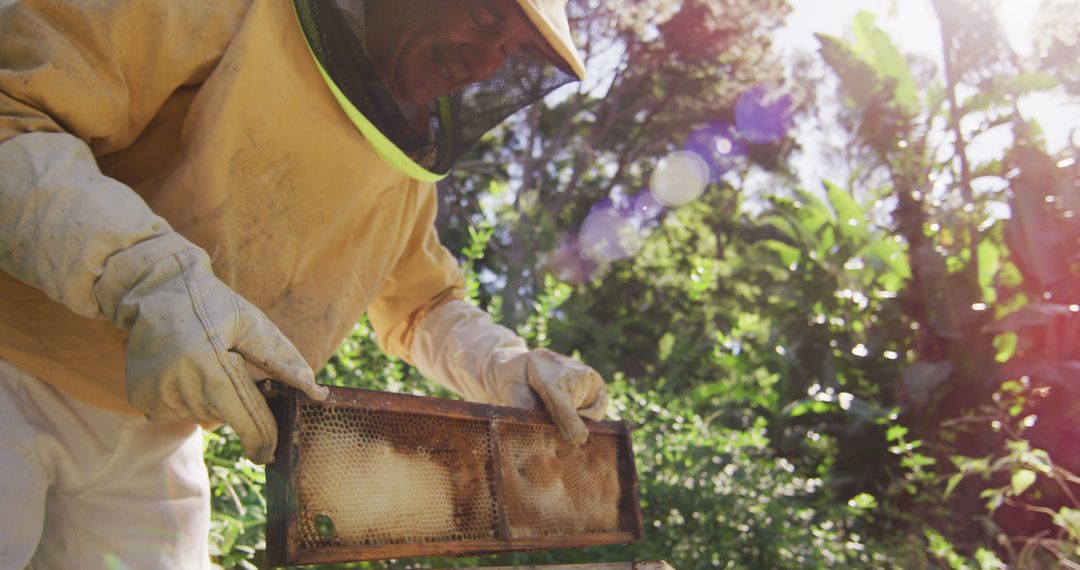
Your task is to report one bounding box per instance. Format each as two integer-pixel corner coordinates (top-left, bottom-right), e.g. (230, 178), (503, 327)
(0, 0), (465, 415)
(0, 2), (608, 563)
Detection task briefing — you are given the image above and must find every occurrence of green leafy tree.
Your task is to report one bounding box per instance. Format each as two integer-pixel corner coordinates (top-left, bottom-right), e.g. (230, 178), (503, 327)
(812, 0), (1080, 564)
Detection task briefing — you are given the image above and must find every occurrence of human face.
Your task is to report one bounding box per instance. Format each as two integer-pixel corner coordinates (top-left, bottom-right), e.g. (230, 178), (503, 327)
(365, 0), (546, 105)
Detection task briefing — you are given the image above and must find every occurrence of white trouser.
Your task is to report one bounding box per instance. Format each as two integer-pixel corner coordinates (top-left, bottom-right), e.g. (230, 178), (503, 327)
(0, 358), (211, 570)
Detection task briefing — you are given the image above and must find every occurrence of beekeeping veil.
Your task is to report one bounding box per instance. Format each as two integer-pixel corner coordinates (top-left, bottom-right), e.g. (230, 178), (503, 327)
(292, 0), (586, 181)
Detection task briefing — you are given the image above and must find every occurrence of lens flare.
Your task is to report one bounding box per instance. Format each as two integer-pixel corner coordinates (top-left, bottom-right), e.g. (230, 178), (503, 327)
(686, 122), (746, 179)
(734, 84), (793, 144)
(579, 205), (643, 263)
(548, 238), (590, 284)
(552, 193), (664, 283)
(649, 151), (710, 207)
(632, 190), (665, 220)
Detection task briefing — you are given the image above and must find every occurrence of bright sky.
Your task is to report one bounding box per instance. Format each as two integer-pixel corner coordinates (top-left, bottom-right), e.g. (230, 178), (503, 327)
(778, 0), (1042, 58)
(772, 0), (1079, 198)
(538, 1), (1080, 242)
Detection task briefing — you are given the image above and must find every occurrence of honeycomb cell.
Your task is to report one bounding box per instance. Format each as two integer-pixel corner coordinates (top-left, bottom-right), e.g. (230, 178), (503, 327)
(294, 404), (498, 548)
(496, 422), (622, 537)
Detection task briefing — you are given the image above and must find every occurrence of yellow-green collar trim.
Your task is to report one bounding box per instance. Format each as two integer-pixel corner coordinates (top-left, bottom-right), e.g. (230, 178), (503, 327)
(293, 8), (446, 182)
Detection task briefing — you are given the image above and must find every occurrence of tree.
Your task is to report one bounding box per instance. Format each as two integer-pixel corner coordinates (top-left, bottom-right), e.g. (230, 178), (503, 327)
(438, 0), (792, 332)
(813, 0), (1080, 563)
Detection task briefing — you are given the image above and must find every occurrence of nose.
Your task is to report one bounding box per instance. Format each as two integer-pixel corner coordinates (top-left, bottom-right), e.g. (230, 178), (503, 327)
(460, 42), (505, 82)
(460, 26), (519, 82)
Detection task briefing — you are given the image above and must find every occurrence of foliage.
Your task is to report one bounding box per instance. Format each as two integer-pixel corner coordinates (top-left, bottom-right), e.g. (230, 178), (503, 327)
(811, 0), (1080, 565)
(941, 389), (1080, 567)
(436, 0), (794, 331)
(609, 379), (900, 569)
(206, 427), (267, 570)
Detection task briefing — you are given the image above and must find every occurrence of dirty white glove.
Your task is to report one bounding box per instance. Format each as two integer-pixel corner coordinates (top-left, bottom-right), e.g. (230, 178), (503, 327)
(410, 299), (608, 444)
(498, 348), (609, 444)
(93, 233), (328, 462)
(0, 132), (327, 463)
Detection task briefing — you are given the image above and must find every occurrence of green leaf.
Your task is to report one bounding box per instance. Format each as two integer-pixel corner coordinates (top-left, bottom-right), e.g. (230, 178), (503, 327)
(487, 179), (509, 195)
(850, 11), (919, 111)
(763, 239), (801, 267)
(658, 332), (675, 361)
(819, 225), (836, 256)
(783, 398), (837, 417)
(1011, 469), (1037, 496)
(974, 547), (1005, 570)
(878, 270), (906, 293)
(816, 33), (889, 108)
(763, 213), (801, 242)
(847, 492), (879, 510)
(786, 400), (813, 417)
(1012, 71), (1059, 93)
(860, 238), (911, 280)
(994, 332), (1018, 363)
(824, 180), (866, 240)
(792, 189), (834, 236)
(977, 238), (1001, 303)
(901, 453), (937, 469)
(1055, 507), (1080, 543)
(1000, 379), (1023, 393)
(980, 488), (1005, 511)
(944, 473), (964, 499)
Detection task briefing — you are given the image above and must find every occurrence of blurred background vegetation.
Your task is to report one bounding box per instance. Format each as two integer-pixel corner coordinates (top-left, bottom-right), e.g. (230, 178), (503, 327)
(206, 0), (1080, 567)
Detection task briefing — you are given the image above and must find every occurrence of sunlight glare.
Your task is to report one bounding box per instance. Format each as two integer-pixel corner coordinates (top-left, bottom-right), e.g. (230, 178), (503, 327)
(650, 151), (710, 207)
(686, 122), (746, 180)
(734, 85), (793, 144)
(579, 205), (643, 263)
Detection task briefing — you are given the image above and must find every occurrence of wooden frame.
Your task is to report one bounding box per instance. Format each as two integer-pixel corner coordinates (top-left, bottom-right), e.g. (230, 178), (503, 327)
(266, 386), (644, 567)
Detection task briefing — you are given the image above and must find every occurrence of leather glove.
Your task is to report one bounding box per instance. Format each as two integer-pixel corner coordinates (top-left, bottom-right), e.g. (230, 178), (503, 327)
(496, 348), (608, 445)
(0, 132), (326, 464)
(93, 233), (328, 463)
(410, 299), (608, 445)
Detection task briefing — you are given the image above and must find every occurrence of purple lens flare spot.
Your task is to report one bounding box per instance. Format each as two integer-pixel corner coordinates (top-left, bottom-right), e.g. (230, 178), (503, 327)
(686, 122), (747, 180)
(734, 84), (793, 144)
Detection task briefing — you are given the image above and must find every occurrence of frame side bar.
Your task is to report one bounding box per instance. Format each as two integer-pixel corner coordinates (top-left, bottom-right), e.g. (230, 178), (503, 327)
(266, 387), (299, 567)
(617, 421), (646, 540)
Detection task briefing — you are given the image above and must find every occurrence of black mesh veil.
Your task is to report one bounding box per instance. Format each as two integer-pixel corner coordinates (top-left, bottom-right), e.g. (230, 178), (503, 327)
(293, 0), (577, 178)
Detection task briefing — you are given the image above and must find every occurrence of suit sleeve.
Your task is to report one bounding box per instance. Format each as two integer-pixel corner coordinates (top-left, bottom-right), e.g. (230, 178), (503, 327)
(367, 185), (468, 363)
(0, 0), (248, 316)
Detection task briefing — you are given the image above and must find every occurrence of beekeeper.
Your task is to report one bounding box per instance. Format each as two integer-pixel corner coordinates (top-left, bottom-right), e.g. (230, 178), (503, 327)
(0, 0), (607, 567)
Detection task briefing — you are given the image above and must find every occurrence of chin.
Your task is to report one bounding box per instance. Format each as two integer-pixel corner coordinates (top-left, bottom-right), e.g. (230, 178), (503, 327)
(389, 57), (432, 105)
(399, 90), (431, 107)
(400, 82), (442, 107)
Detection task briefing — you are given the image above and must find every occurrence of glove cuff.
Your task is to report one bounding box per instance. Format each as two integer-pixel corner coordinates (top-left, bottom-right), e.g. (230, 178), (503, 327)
(410, 299), (528, 404)
(92, 231), (206, 327)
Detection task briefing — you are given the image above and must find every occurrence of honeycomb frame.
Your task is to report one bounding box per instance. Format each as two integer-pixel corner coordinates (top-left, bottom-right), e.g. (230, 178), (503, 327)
(265, 386), (643, 567)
